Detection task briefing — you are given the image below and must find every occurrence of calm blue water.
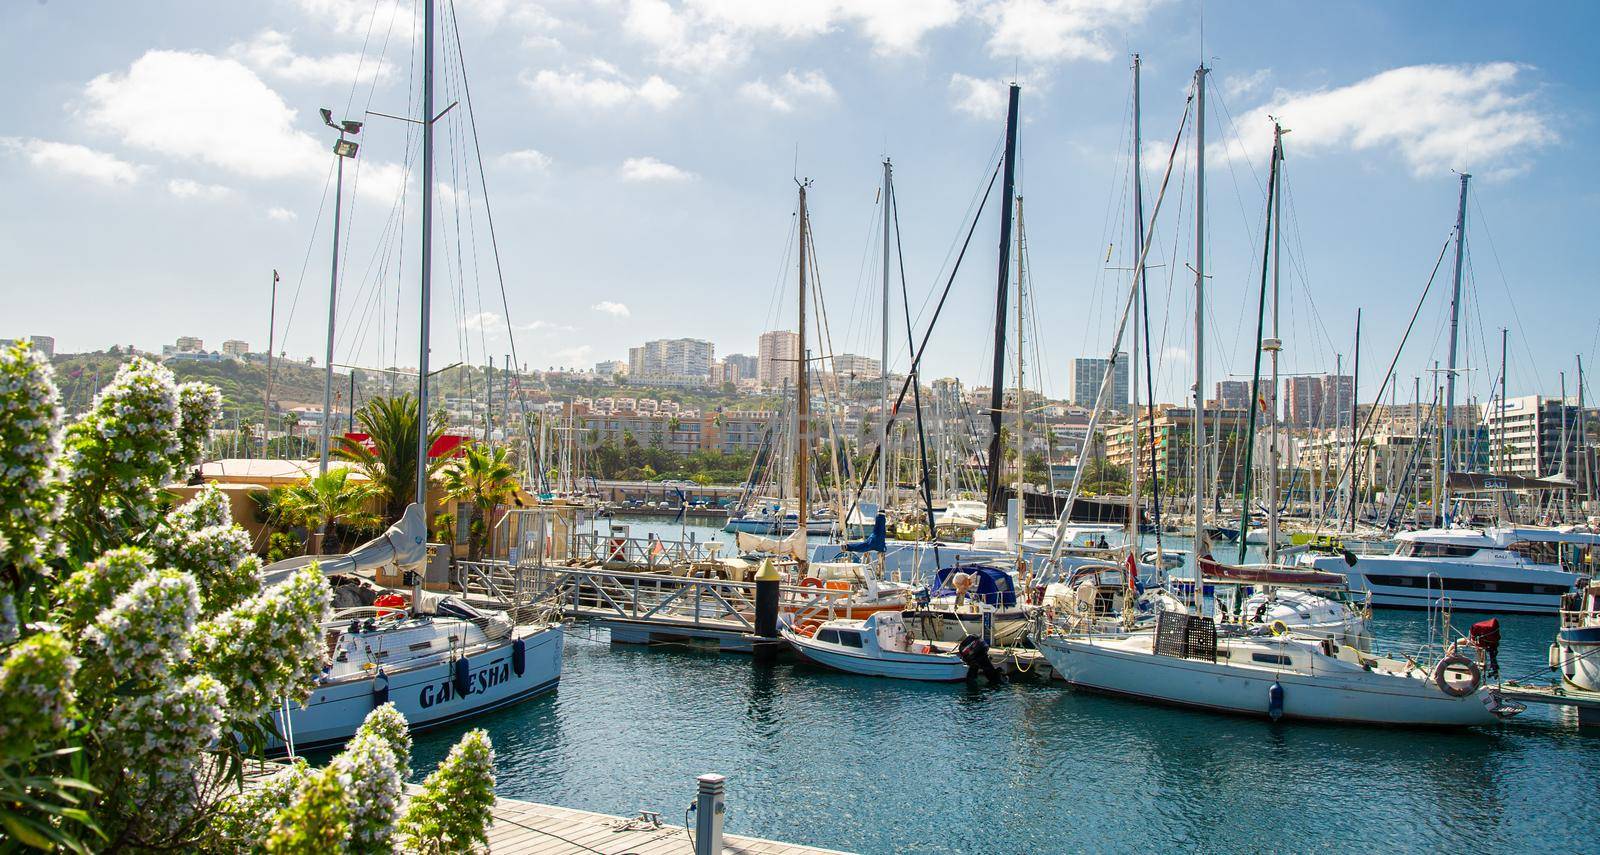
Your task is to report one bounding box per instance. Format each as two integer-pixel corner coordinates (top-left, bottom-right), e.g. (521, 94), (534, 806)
(407, 517), (1599, 854)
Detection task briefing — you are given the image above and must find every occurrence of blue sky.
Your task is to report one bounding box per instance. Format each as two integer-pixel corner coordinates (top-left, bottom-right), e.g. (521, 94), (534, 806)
(2, 0), (1597, 407)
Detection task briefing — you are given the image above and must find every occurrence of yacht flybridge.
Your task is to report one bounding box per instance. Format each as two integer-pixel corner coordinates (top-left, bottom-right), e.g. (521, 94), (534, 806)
(1306, 526), (1600, 614)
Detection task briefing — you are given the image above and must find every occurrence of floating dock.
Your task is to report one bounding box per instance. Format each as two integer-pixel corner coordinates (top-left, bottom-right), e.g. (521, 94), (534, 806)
(1497, 681), (1600, 727)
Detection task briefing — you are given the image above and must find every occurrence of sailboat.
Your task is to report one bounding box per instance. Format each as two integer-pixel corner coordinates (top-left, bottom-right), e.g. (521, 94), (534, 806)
(1038, 65), (1512, 727)
(271, 0), (562, 752)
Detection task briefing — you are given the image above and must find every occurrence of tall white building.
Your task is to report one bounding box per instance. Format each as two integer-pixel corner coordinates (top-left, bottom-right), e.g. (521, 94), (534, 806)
(1067, 354), (1129, 410)
(1487, 395), (1585, 479)
(221, 339), (250, 357)
(758, 330), (799, 390)
(627, 338), (714, 379)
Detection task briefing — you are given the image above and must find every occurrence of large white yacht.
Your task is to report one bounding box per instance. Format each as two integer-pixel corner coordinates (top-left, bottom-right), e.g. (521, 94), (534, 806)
(1304, 526), (1600, 614)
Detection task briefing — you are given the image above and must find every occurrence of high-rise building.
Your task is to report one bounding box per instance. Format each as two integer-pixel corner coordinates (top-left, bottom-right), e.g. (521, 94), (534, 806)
(1285, 375), (1323, 427)
(1067, 354), (1129, 410)
(1215, 380), (1250, 411)
(626, 338), (714, 379)
(832, 353), (881, 381)
(27, 335), (55, 358)
(723, 353), (757, 381)
(175, 336), (204, 353)
(758, 330), (799, 390)
(1321, 374), (1354, 428)
(594, 359), (627, 377)
(1487, 395), (1585, 480)
(221, 339), (250, 357)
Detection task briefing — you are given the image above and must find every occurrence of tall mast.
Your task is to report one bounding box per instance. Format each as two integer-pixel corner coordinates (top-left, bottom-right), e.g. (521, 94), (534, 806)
(1442, 172), (1470, 526)
(1498, 328), (1508, 474)
(1192, 64), (1209, 584)
(880, 159), (892, 511)
(1014, 195), (1027, 503)
(1266, 123), (1284, 563)
(1349, 309), (1361, 531)
(414, 0), (436, 507)
(797, 182), (811, 541)
(320, 141), (348, 477)
(1128, 54), (1145, 555)
(984, 83), (1021, 524)
(264, 269), (278, 458)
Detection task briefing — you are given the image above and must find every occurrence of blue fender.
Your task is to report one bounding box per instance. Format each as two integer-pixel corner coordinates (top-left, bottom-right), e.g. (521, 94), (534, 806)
(512, 637), (527, 677)
(1268, 680), (1285, 722)
(372, 669), (389, 708)
(454, 657), (472, 697)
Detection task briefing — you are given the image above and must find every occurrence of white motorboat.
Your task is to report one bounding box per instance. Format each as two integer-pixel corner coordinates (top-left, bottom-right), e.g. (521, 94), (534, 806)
(1555, 580), (1600, 691)
(265, 505), (563, 754)
(1038, 612), (1521, 727)
(783, 611), (979, 682)
(1303, 526), (1600, 614)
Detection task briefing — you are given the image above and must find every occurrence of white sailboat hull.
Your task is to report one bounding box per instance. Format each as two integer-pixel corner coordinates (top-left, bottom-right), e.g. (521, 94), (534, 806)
(783, 630), (969, 681)
(1037, 634), (1500, 727)
(276, 624), (563, 753)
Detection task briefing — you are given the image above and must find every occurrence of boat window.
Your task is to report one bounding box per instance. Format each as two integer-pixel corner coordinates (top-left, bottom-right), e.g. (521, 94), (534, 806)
(1508, 540), (1559, 565)
(817, 629), (840, 644)
(1252, 652), (1292, 666)
(1397, 541), (1480, 558)
(836, 631), (864, 648)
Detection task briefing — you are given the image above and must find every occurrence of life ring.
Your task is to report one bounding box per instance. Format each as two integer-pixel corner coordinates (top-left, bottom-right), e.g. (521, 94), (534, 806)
(1432, 654), (1480, 697)
(1269, 620), (1289, 637)
(800, 576), (824, 589)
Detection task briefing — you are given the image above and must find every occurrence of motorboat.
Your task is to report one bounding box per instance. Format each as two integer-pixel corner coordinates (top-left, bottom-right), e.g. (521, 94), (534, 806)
(724, 501), (837, 536)
(267, 505), (563, 754)
(1301, 526), (1600, 614)
(783, 611), (982, 682)
(1037, 611), (1523, 727)
(1555, 580), (1600, 691)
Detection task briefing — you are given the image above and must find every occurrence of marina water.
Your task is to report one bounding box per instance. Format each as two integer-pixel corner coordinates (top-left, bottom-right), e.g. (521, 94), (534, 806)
(404, 517), (1598, 853)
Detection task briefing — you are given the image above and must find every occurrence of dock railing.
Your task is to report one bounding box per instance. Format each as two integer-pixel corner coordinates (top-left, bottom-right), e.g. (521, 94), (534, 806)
(570, 532), (724, 570)
(456, 560), (863, 632)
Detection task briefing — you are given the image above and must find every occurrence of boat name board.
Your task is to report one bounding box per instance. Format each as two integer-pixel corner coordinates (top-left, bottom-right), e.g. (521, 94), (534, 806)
(419, 657), (512, 709)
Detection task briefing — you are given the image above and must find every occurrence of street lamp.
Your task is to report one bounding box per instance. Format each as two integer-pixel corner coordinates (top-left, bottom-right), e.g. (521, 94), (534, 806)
(318, 107), (361, 480)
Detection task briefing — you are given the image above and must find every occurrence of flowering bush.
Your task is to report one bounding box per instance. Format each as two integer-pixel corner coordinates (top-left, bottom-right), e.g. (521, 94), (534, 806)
(398, 729), (497, 855)
(0, 342), (64, 581)
(190, 565), (331, 719)
(0, 353), (502, 854)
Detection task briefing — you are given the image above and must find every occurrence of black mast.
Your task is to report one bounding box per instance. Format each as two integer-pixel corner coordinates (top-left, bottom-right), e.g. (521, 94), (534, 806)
(984, 83), (1021, 523)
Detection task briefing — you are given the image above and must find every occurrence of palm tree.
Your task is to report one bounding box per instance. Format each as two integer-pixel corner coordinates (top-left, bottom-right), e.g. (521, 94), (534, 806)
(334, 394), (445, 523)
(280, 469), (382, 554)
(439, 443), (520, 561)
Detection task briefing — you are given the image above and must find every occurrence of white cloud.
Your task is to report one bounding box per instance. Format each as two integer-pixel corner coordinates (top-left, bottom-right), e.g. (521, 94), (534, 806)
(461, 311), (503, 333)
(81, 50), (409, 203)
(1222, 68), (1271, 101)
(592, 301), (631, 317)
(290, 0), (414, 38)
(167, 178), (232, 199)
(229, 30), (393, 86)
(1220, 62), (1556, 179)
(267, 206), (298, 221)
(739, 70), (837, 113)
(948, 73), (1009, 120)
(499, 149), (553, 171)
(622, 0), (960, 73)
(522, 319), (576, 332)
(521, 66), (682, 110)
(1, 137), (143, 185)
(979, 0), (1160, 64)
(619, 156), (694, 182)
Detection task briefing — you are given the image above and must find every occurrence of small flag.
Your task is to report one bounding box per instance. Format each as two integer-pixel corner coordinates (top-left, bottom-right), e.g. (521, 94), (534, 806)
(1125, 550), (1139, 592)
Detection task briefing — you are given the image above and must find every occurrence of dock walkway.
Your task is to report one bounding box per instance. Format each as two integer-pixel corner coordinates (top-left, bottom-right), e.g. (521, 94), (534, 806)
(243, 761), (854, 854)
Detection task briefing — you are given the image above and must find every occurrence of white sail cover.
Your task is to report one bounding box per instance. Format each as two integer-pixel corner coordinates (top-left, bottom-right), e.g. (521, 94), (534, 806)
(736, 526), (807, 561)
(260, 503), (428, 587)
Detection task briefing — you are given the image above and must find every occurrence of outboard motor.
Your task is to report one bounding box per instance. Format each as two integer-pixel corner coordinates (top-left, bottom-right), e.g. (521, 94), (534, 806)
(956, 635), (1004, 684)
(1469, 618), (1502, 678)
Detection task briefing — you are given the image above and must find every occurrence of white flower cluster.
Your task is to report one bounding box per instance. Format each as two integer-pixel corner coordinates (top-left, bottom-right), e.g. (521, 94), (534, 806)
(174, 382), (222, 473)
(192, 565), (331, 718)
(97, 672), (226, 836)
(334, 730), (402, 853)
(0, 341), (66, 571)
(0, 592), (17, 645)
(359, 702), (413, 781)
(83, 569), (199, 682)
(0, 633), (78, 757)
(399, 728), (497, 854)
(63, 357), (184, 532)
(209, 759), (313, 853)
(150, 486), (257, 614)
(60, 546), (154, 631)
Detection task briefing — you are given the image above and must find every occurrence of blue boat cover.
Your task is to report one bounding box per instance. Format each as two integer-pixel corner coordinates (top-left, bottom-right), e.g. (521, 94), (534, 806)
(928, 563), (1016, 607)
(843, 512), (888, 553)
